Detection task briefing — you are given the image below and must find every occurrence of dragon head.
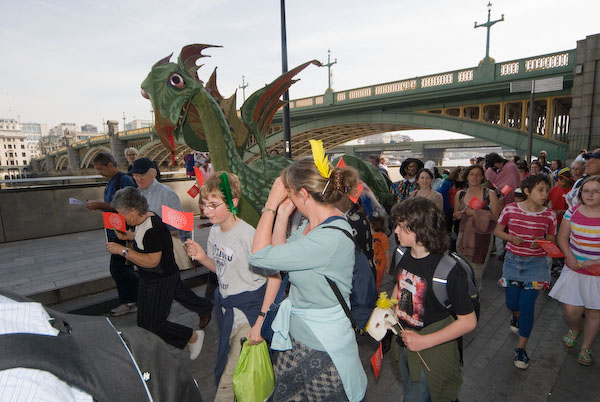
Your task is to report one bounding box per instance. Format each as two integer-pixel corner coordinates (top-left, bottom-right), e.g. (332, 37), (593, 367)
(141, 44), (220, 159)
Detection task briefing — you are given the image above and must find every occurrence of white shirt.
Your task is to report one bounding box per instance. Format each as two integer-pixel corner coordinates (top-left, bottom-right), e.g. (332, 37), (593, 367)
(0, 295), (92, 402)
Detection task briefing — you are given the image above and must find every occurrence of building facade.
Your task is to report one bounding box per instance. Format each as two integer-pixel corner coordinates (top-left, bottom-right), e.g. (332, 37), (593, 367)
(0, 118), (40, 179)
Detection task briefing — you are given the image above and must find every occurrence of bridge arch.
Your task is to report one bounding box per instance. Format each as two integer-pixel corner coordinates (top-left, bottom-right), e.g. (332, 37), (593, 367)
(80, 146), (111, 169)
(247, 111), (567, 161)
(55, 155), (69, 171)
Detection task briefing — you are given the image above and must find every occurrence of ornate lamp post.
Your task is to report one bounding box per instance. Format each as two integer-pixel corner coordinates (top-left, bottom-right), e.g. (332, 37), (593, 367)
(475, 2), (504, 61)
(320, 49), (337, 91)
(239, 75), (249, 102)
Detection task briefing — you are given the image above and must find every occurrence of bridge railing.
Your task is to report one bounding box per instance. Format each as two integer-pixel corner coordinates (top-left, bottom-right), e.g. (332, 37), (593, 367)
(285, 49), (574, 110)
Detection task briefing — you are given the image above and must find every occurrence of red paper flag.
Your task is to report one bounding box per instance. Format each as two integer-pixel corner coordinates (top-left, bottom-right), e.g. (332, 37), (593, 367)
(336, 157), (346, 168)
(162, 205), (194, 231)
(536, 240), (565, 258)
(370, 341), (383, 379)
(193, 166), (204, 188)
(102, 212), (126, 232)
(468, 196), (486, 210)
(349, 182), (364, 204)
(500, 184), (512, 196)
(187, 184), (200, 198)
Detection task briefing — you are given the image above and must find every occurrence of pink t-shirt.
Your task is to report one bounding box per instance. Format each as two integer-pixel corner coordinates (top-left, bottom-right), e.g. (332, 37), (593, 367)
(498, 202), (557, 257)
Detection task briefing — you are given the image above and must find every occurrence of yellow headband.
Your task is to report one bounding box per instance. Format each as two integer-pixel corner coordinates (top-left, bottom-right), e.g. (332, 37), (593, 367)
(309, 139), (332, 179)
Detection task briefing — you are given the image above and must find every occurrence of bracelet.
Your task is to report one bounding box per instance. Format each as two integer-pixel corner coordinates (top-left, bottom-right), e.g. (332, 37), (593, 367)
(122, 248), (129, 257)
(261, 207), (276, 215)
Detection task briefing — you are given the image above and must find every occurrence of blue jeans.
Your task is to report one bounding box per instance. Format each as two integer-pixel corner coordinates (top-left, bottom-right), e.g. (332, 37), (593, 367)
(398, 346), (432, 402)
(506, 285), (538, 338)
(502, 251), (550, 282)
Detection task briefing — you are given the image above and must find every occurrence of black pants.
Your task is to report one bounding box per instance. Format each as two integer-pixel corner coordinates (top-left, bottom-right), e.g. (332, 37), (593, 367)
(109, 237), (139, 303)
(137, 273), (193, 349)
(175, 278), (213, 316)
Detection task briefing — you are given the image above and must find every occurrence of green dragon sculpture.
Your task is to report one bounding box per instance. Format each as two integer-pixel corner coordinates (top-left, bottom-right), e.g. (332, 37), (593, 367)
(141, 44), (319, 226)
(141, 44), (393, 226)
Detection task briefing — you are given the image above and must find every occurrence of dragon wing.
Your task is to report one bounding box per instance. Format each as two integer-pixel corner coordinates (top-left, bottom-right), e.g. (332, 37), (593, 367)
(240, 60), (321, 165)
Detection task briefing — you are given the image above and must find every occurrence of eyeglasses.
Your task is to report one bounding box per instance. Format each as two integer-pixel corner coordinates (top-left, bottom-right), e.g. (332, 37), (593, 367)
(200, 202), (225, 211)
(581, 189), (600, 195)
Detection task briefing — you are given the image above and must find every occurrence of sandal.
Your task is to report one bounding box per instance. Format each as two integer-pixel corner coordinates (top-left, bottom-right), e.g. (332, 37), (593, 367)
(563, 329), (580, 348)
(577, 349), (593, 366)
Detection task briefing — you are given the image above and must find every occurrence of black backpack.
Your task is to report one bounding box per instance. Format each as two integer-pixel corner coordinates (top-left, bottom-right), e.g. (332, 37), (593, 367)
(323, 220), (378, 330)
(0, 291), (203, 402)
(395, 247), (480, 319)
(395, 248), (480, 364)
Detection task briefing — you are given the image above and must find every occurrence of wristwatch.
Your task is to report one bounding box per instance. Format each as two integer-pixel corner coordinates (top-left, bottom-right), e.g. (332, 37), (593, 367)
(258, 311), (267, 317)
(122, 248), (130, 257)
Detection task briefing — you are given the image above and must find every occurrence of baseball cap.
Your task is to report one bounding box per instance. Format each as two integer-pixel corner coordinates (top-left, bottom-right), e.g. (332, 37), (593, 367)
(583, 152), (600, 160)
(130, 158), (155, 174)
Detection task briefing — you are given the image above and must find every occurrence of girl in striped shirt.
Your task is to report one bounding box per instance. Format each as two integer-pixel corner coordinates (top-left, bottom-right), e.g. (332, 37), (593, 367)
(549, 176), (600, 366)
(494, 174), (557, 369)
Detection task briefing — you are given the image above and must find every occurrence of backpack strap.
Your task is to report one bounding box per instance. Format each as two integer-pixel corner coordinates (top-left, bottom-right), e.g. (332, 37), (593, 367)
(431, 254), (456, 311)
(114, 171), (125, 192)
(321, 224), (359, 329)
(325, 276), (357, 329)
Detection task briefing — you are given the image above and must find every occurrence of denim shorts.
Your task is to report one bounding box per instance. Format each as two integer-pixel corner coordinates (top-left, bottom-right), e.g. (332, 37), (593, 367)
(502, 250), (550, 282)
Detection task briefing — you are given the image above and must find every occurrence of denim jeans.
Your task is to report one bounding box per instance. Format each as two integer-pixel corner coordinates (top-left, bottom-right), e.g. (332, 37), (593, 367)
(398, 346), (432, 402)
(502, 251), (550, 282)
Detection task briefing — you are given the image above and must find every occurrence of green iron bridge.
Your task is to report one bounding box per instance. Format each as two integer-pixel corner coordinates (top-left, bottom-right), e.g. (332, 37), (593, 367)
(32, 33), (600, 174)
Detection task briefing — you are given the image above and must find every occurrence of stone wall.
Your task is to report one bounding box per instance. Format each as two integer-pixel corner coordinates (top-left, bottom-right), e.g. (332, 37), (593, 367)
(0, 178), (200, 243)
(569, 33), (600, 158)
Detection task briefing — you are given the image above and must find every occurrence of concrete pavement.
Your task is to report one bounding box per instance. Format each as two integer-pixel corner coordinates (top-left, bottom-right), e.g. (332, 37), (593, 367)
(1, 229), (599, 401)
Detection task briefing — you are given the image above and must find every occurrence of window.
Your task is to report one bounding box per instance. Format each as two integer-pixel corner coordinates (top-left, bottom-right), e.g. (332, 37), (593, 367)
(9, 152), (13, 157)
(22, 152), (26, 157)
(10, 161), (14, 165)
(22, 160), (26, 165)
(21, 145), (25, 149)
(8, 144), (12, 149)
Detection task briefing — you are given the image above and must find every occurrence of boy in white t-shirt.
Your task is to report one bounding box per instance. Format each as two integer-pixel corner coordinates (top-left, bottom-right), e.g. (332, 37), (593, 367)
(185, 171), (280, 402)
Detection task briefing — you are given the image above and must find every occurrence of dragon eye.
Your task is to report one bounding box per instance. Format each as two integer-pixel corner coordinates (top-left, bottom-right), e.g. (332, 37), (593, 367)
(141, 89), (149, 99)
(169, 73), (185, 89)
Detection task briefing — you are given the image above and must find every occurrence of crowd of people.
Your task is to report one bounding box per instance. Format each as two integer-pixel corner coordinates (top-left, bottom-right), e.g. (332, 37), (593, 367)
(80, 145), (599, 402)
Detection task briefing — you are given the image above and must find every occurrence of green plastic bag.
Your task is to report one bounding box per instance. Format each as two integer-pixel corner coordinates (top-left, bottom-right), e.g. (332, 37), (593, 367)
(232, 340), (275, 402)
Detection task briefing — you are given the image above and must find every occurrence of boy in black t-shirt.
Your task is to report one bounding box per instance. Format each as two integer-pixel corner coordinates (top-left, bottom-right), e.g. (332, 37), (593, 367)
(391, 198), (477, 402)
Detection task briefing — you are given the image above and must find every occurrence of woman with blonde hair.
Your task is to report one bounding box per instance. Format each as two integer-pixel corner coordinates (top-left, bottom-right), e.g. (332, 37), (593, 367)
(249, 140), (367, 402)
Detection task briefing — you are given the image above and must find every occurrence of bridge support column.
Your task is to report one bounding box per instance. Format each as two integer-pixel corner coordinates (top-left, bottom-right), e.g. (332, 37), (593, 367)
(31, 159), (40, 172)
(569, 33), (600, 159)
(422, 150), (444, 166)
(44, 155), (55, 172)
(107, 120), (128, 170)
(67, 143), (81, 174)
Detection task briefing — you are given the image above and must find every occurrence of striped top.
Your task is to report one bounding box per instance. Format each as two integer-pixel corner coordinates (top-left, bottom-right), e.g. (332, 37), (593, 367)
(564, 206), (600, 276)
(498, 202), (557, 257)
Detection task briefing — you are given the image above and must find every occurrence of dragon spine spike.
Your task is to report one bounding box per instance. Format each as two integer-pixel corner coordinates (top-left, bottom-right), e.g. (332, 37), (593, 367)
(178, 44), (222, 78)
(153, 53), (173, 67)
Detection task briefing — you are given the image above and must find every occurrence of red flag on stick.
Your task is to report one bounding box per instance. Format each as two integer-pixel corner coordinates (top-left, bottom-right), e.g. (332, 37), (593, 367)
(162, 205), (194, 231)
(336, 157), (347, 168)
(349, 182), (364, 204)
(536, 240), (565, 258)
(468, 196), (486, 210)
(370, 341), (383, 379)
(500, 184), (512, 196)
(193, 166), (204, 188)
(102, 212), (126, 232)
(187, 184), (200, 198)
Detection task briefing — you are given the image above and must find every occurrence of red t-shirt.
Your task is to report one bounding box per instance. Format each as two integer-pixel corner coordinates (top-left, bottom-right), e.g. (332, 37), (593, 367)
(498, 202), (557, 257)
(548, 185), (570, 224)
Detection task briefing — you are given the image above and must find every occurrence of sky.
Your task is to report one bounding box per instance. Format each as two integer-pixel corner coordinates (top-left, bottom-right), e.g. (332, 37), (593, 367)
(1, 0), (599, 141)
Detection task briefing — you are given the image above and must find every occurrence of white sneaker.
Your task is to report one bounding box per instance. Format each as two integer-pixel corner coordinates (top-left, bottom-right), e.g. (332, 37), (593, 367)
(110, 303), (137, 316)
(189, 330), (205, 360)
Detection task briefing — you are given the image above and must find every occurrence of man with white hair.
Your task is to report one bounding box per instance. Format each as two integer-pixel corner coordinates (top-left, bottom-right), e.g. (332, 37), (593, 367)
(566, 149), (600, 208)
(570, 159), (586, 182)
(131, 158), (213, 329)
